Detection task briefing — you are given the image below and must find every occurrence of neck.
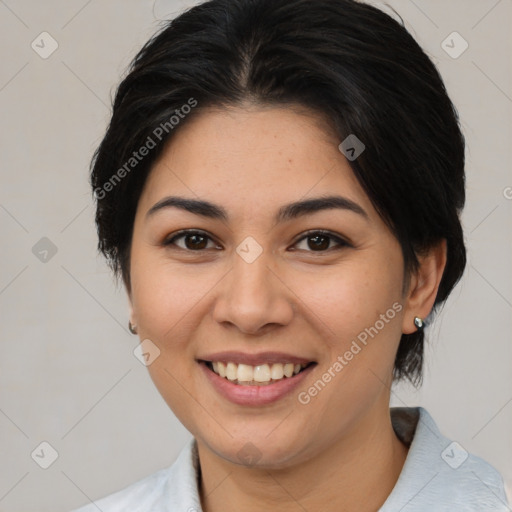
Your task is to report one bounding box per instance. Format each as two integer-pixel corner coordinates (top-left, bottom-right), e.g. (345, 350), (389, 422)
(197, 405), (409, 512)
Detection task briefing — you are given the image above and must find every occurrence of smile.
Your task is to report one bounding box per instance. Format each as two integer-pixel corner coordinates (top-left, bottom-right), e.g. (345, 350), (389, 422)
(205, 361), (311, 385)
(198, 352), (317, 405)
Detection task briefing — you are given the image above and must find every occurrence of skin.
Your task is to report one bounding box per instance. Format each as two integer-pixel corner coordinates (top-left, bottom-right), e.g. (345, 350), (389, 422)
(127, 105), (447, 512)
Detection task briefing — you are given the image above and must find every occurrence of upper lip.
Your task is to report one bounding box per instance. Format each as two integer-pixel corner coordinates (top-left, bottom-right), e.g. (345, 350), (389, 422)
(197, 351), (315, 366)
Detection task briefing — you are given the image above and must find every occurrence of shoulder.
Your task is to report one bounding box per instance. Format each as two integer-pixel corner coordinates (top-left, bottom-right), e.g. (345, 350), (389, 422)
(382, 407), (509, 511)
(70, 438), (201, 512)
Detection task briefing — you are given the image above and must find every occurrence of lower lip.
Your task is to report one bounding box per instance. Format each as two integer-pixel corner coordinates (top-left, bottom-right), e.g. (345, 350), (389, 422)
(199, 362), (315, 406)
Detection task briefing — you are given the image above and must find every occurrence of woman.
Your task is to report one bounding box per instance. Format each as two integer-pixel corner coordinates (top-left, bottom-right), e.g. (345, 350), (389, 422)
(73, 0), (509, 510)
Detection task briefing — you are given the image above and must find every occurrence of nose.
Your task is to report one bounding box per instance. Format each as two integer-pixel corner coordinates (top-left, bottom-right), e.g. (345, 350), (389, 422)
(212, 246), (294, 336)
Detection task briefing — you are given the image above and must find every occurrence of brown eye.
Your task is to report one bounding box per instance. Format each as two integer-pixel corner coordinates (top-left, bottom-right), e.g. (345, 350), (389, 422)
(293, 231), (349, 252)
(184, 233), (208, 250)
(164, 230), (220, 251)
(307, 234), (330, 251)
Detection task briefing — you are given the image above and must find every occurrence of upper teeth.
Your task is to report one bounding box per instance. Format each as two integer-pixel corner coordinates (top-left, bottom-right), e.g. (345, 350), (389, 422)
(211, 361), (306, 384)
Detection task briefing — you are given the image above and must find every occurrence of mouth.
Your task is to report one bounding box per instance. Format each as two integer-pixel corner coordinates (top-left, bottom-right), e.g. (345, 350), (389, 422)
(202, 360), (315, 386)
(197, 352), (317, 405)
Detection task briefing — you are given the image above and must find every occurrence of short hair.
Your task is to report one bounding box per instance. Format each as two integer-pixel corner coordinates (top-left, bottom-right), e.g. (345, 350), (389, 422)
(90, 0), (466, 385)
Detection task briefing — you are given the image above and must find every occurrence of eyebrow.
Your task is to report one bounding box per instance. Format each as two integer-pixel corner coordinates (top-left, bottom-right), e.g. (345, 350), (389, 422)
(146, 195), (369, 223)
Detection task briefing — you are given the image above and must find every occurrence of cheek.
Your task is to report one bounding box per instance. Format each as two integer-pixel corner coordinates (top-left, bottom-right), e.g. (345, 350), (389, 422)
(291, 253), (405, 415)
(290, 261), (404, 428)
(130, 255), (219, 340)
(292, 255), (404, 349)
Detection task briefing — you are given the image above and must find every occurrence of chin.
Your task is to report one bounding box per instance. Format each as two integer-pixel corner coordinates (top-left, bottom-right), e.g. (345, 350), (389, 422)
(198, 423), (317, 470)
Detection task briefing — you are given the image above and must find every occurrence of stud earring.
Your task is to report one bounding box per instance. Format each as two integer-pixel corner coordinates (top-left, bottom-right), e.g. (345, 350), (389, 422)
(128, 321), (138, 335)
(414, 316), (424, 330)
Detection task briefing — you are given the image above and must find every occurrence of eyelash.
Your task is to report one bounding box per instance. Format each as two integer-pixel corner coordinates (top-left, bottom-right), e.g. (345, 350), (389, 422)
(162, 229), (350, 253)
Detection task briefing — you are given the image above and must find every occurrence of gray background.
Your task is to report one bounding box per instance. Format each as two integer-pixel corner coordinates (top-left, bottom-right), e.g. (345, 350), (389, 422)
(0, 0), (510, 510)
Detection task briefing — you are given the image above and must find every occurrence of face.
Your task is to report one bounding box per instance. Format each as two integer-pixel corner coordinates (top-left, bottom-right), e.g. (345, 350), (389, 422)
(128, 105), (411, 468)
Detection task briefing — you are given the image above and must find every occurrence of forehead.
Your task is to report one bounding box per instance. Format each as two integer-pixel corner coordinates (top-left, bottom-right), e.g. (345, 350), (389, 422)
(137, 106), (374, 219)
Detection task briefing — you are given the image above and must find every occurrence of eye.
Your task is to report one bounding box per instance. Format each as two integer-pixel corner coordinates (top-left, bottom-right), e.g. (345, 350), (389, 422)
(292, 230), (350, 252)
(163, 230), (222, 251)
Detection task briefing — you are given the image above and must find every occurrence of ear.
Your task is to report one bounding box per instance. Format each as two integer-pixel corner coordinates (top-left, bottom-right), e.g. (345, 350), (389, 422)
(128, 304), (136, 328)
(401, 239), (447, 335)
(126, 284), (137, 328)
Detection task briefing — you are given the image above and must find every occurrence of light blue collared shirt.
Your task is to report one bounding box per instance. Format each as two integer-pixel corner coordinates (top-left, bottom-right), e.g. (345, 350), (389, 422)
(72, 407), (510, 511)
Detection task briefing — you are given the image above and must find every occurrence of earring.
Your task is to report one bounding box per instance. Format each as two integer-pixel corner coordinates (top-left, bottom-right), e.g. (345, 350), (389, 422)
(414, 316), (424, 330)
(128, 321), (138, 335)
